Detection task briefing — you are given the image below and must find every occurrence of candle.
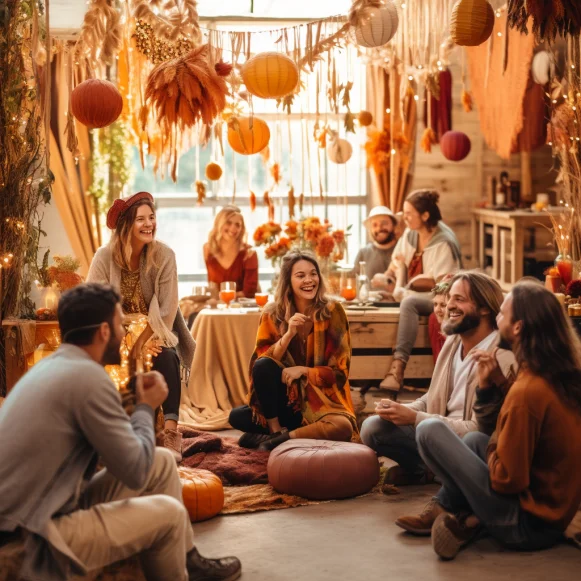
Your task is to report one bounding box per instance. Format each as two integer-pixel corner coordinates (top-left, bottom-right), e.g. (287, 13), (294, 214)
(44, 287), (58, 310)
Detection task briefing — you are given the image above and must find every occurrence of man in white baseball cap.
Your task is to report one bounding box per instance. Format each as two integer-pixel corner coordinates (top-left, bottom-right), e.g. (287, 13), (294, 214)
(351, 206), (399, 279)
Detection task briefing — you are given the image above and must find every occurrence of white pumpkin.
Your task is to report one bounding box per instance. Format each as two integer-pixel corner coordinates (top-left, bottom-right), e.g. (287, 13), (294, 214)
(352, 1), (399, 48)
(327, 138), (353, 164)
(531, 51), (556, 86)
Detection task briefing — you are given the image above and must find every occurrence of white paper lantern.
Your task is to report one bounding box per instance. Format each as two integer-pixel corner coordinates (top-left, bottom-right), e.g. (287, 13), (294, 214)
(352, 1), (399, 48)
(531, 51), (556, 86)
(327, 139), (353, 164)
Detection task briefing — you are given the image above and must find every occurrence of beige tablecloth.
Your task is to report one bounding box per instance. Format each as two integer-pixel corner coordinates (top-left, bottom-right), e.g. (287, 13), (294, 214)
(180, 309), (261, 430)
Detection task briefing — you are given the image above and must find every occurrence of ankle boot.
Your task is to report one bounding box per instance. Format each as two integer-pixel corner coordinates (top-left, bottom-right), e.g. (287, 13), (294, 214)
(257, 428), (290, 452)
(379, 359), (406, 391)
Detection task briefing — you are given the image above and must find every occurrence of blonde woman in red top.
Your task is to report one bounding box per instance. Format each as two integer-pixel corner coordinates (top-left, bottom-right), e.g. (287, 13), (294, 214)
(204, 205), (258, 298)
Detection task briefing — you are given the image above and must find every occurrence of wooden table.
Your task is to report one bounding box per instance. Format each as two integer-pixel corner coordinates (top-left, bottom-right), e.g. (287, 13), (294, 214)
(180, 306), (432, 430)
(471, 208), (559, 289)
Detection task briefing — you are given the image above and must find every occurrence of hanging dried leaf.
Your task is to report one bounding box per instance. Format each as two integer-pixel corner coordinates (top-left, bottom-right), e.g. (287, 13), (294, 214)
(131, 0), (201, 43)
(276, 93), (295, 115)
(461, 90), (473, 113)
(299, 193), (305, 212)
(270, 163), (281, 185)
(263, 191), (271, 206)
(420, 127), (436, 153)
(288, 186), (296, 218)
(250, 191), (256, 211)
(425, 73), (441, 101)
(268, 203), (275, 222)
(344, 112), (356, 134)
(507, 0), (581, 42)
(194, 180), (206, 205)
(341, 81), (353, 110)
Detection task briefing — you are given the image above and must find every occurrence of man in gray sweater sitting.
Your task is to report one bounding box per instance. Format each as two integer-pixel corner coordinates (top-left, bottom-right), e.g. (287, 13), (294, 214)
(0, 283), (241, 581)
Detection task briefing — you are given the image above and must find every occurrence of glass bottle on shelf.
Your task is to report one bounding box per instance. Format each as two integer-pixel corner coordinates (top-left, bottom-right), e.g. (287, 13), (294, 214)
(357, 261), (370, 304)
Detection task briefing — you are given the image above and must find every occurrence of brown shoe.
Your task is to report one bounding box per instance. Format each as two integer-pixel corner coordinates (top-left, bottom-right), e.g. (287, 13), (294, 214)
(379, 359), (406, 391)
(432, 513), (481, 560)
(395, 498), (446, 536)
(383, 465), (435, 487)
(162, 428), (182, 463)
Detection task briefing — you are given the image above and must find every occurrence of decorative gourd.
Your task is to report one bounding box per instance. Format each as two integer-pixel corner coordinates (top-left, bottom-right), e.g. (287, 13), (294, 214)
(227, 116), (270, 155)
(440, 130), (471, 161)
(178, 467), (224, 522)
(358, 110), (373, 127)
(450, 0), (495, 47)
(531, 51), (555, 85)
(205, 162), (223, 181)
(327, 138), (353, 164)
(241, 52), (299, 99)
(70, 79), (123, 129)
(351, 1), (399, 48)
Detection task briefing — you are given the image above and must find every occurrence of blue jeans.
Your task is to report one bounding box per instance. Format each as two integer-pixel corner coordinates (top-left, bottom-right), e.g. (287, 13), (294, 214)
(416, 418), (563, 550)
(360, 415), (425, 475)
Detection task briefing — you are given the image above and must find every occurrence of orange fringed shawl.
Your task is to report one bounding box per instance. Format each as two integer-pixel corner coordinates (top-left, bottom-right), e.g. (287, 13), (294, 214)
(247, 302), (356, 430)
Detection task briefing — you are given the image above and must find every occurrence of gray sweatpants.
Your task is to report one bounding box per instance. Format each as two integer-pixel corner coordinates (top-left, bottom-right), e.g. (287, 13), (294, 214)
(394, 294), (434, 362)
(417, 418), (563, 550)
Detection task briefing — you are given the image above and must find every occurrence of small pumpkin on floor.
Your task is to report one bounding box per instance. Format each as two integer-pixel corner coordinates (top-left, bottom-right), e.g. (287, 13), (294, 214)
(178, 467), (224, 522)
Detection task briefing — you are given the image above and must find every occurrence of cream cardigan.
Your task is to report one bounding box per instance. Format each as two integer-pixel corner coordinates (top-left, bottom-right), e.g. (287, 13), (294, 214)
(87, 241), (195, 369)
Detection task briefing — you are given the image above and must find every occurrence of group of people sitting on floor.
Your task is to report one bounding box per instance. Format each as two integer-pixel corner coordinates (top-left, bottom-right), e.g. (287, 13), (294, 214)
(1, 187), (580, 580)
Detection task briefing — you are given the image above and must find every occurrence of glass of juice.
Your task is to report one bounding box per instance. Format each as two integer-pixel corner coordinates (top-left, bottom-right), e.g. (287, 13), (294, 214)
(255, 293), (269, 309)
(219, 282), (237, 309)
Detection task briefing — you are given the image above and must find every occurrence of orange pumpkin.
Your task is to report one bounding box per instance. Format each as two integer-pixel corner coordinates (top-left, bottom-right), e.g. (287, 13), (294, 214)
(178, 467), (224, 522)
(358, 110), (373, 127)
(205, 162), (223, 181)
(227, 116), (270, 155)
(241, 52), (299, 99)
(71, 79), (124, 129)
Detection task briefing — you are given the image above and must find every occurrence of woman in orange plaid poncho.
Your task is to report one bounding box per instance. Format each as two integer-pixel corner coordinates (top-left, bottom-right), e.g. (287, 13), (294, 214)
(229, 251), (357, 451)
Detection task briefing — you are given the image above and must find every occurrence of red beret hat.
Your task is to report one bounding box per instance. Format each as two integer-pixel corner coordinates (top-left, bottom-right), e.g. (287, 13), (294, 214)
(106, 192), (154, 230)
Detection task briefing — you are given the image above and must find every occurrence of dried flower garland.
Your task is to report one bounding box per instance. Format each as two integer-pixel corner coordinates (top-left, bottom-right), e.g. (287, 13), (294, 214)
(507, 0), (581, 42)
(133, 19), (194, 65)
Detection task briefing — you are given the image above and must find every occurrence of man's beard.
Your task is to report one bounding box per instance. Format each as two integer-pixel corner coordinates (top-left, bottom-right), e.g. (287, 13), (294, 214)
(497, 335), (513, 351)
(373, 231), (395, 245)
(102, 333), (122, 365)
(442, 312), (481, 336)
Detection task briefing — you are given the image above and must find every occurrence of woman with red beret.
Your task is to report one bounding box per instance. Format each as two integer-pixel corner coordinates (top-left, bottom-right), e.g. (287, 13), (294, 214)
(87, 192), (195, 462)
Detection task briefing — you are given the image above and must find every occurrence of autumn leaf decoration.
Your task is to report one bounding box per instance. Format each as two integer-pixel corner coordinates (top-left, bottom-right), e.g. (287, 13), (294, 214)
(420, 127), (436, 154)
(194, 180), (206, 205)
(250, 191), (257, 211)
(288, 186), (296, 218)
(461, 90), (473, 113)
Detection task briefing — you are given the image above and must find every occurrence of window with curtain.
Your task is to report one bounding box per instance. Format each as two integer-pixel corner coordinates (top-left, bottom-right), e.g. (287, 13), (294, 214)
(128, 14), (368, 297)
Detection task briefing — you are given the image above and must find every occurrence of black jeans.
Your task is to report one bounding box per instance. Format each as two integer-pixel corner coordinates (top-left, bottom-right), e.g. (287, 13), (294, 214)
(152, 347), (181, 422)
(229, 358), (303, 434)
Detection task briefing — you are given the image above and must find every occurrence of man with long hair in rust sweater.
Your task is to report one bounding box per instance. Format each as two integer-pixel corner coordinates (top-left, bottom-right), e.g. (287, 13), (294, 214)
(398, 280), (581, 560)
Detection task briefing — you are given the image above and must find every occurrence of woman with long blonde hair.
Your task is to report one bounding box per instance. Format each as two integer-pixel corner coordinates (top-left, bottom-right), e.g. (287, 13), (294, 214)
(204, 205), (258, 297)
(229, 251), (356, 451)
(87, 192), (195, 462)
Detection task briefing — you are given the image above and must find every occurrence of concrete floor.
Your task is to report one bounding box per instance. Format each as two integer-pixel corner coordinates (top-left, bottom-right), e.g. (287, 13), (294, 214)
(191, 388), (581, 580)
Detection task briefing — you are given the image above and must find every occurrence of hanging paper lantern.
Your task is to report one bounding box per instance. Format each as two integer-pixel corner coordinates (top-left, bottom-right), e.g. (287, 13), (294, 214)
(241, 52), (299, 99)
(351, 1), (399, 48)
(70, 79), (123, 129)
(178, 468), (224, 522)
(358, 110), (373, 127)
(440, 131), (472, 161)
(531, 51), (556, 85)
(205, 162), (223, 181)
(227, 116), (270, 155)
(450, 0), (495, 47)
(327, 138), (353, 164)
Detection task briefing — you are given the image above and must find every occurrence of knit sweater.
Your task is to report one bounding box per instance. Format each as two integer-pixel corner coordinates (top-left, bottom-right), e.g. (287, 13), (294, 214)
(486, 369), (581, 530)
(87, 241), (195, 369)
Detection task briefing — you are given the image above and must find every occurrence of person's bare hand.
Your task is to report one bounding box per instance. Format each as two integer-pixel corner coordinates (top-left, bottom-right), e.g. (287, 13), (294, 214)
(472, 348), (506, 389)
(281, 366), (307, 386)
(376, 400), (417, 426)
(286, 313), (310, 337)
(372, 273), (388, 290)
(135, 370), (168, 410)
(144, 338), (162, 358)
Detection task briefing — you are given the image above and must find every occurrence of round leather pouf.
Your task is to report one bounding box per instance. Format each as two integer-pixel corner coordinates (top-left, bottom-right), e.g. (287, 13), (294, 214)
(267, 439), (380, 500)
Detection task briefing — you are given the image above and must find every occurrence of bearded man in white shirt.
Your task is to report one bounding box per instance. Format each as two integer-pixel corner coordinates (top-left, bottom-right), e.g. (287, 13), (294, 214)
(361, 272), (516, 516)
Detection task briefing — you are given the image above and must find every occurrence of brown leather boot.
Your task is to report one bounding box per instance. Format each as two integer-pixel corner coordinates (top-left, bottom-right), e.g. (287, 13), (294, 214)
(379, 359), (406, 391)
(395, 498), (447, 536)
(383, 465), (435, 487)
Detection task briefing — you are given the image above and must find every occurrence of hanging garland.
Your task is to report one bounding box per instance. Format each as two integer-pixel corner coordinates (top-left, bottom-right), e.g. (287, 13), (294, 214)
(507, 0), (581, 42)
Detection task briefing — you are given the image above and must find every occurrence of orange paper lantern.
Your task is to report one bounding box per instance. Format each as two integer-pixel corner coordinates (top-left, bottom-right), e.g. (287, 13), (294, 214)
(70, 79), (123, 129)
(450, 0), (495, 47)
(227, 116), (270, 155)
(440, 130), (471, 161)
(327, 138), (353, 164)
(241, 52), (299, 99)
(358, 110), (373, 127)
(178, 467), (224, 522)
(351, 1), (399, 48)
(205, 162), (223, 181)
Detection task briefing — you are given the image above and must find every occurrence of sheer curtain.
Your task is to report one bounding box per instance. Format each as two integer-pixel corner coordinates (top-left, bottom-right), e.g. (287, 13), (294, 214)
(49, 49), (99, 276)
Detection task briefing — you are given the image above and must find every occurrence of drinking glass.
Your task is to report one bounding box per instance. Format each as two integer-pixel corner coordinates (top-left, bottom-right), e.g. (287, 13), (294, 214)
(219, 281), (237, 309)
(255, 293), (269, 308)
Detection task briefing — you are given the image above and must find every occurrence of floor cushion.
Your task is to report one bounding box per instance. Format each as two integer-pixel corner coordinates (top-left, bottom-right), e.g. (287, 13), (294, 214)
(267, 439), (380, 500)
